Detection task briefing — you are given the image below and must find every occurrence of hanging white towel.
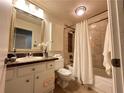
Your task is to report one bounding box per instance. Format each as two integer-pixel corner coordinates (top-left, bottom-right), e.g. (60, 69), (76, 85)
(73, 20), (93, 84)
(103, 23), (112, 75)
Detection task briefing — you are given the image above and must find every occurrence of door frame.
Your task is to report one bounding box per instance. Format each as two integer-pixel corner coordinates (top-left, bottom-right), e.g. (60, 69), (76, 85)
(107, 0), (124, 93)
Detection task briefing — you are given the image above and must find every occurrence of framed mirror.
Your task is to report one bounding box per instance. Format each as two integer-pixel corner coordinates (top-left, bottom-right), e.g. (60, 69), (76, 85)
(9, 8), (44, 52)
(14, 27), (32, 49)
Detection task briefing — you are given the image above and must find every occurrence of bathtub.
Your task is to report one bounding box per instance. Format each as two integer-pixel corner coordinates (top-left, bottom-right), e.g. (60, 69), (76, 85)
(67, 65), (113, 93)
(92, 75), (113, 93)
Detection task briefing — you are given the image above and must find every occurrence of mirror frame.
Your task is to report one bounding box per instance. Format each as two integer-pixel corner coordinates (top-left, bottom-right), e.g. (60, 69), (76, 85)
(9, 7), (44, 52)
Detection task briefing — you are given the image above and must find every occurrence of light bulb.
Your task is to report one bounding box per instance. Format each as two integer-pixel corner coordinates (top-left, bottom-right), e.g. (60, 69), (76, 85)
(14, 0), (28, 11)
(29, 3), (36, 13)
(75, 6), (86, 16)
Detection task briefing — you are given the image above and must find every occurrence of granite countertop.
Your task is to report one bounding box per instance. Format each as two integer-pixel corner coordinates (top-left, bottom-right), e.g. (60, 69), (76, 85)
(6, 57), (58, 68)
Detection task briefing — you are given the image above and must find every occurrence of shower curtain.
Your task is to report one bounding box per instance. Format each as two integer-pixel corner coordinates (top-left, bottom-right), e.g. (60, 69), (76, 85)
(73, 20), (93, 84)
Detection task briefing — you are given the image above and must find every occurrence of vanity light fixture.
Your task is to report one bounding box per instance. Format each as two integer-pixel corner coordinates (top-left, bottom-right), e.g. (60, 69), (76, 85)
(75, 6), (86, 16)
(29, 3), (36, 13)
(14, 0), (28, 12)
(14, 0), (44, 19)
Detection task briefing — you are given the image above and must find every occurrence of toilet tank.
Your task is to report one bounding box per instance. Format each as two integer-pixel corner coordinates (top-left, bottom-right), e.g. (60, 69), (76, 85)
(55, 58), (64, 70)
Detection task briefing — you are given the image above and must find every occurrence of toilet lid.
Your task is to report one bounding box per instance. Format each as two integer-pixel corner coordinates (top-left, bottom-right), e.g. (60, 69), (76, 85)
(57, 68), (72, 76)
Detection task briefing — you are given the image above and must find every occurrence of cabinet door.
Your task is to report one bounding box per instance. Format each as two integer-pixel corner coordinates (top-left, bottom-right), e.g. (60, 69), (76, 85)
(34, 72), (44, 93)
(42, 70), (55, 93)
(5, 75), (34, 93)
(34, 70), (55, 93)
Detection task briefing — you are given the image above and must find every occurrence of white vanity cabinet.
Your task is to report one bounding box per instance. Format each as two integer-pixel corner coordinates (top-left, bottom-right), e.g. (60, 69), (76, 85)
(5, 61), (55, 93)
(34, 62), (55, 93)
(6, 75), (34, 93)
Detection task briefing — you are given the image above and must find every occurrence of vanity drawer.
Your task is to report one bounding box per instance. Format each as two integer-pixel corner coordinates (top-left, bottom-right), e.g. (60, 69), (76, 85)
(6, 68), (15, 81)
(46, 62), (55, 70)
(34, 63), (46, 72)
(17, 65), (34, 77)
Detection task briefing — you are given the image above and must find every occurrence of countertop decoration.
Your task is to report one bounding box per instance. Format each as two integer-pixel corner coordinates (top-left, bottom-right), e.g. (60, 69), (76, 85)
(38, 41), (51, 57)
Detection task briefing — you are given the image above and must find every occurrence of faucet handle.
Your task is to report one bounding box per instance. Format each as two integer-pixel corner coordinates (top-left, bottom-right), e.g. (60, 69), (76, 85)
(26, 53), (29, 57)
(29, 52), (33, 57)
(26, 52), (33, 57)
(13, 48), (16, 53)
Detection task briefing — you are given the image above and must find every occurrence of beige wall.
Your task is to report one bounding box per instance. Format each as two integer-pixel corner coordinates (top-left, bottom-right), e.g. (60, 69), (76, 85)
(51, 23), (64, 52)
(0, 3), (12, 50)
(0, 1), (12, 93)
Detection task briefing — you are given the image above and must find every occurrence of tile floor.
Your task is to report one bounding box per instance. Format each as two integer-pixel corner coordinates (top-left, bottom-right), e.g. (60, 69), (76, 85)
(54, 80), (97, 93)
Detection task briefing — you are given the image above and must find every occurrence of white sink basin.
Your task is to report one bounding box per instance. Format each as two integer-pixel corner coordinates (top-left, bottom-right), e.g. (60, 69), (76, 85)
(16, 56), (44, 63)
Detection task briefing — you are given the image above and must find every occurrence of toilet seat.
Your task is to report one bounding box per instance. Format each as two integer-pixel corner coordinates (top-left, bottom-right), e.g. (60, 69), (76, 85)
(57, 68), (72, 76)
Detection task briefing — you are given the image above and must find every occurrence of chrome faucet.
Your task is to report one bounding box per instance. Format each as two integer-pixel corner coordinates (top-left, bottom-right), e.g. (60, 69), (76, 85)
(26, 52), (33, 57)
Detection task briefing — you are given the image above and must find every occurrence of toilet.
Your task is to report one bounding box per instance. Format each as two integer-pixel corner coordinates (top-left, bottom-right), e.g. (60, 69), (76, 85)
(54, 57), (72, 88)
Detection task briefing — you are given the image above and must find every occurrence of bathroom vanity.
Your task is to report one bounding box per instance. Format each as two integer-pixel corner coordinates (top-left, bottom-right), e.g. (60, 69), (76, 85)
(5, 57), (58, 93)
(6, 2), (59, 93)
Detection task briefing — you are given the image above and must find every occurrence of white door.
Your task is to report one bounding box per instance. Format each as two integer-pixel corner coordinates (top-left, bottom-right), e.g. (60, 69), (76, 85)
(0, 1), (12, 93)
(107, 0), (124, 93)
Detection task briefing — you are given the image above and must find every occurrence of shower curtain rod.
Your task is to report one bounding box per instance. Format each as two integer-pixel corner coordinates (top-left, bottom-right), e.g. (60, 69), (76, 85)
(88, 10), (108, 20)
(64, 25), (75, 30)
(89, 18), (108, 25)
(65, 10), (108, 29)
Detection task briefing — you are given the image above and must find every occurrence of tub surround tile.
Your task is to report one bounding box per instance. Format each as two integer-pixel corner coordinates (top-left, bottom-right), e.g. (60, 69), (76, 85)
(89, 19), (111, 78)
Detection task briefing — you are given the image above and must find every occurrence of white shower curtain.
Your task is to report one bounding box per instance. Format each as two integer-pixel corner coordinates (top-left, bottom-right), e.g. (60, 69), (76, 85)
(73, 20), (93, 84)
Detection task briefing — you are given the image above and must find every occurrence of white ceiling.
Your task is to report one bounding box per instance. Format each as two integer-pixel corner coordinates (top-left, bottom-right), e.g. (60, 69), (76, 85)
(29, 0), (107, 24)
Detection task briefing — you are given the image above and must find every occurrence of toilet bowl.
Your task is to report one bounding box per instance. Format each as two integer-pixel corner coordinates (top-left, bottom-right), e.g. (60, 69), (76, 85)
(67, 65), (73, 74)
(57, 68), (72, 81)
(57, 68), (72, 88)
(54, 55), (72, 88)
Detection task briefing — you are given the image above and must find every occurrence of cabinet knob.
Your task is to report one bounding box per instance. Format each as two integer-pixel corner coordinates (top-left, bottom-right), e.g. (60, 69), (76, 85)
(36, 76), (39, 79)
(32, 68), (35, 71)
(26, 80), (30, 82)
